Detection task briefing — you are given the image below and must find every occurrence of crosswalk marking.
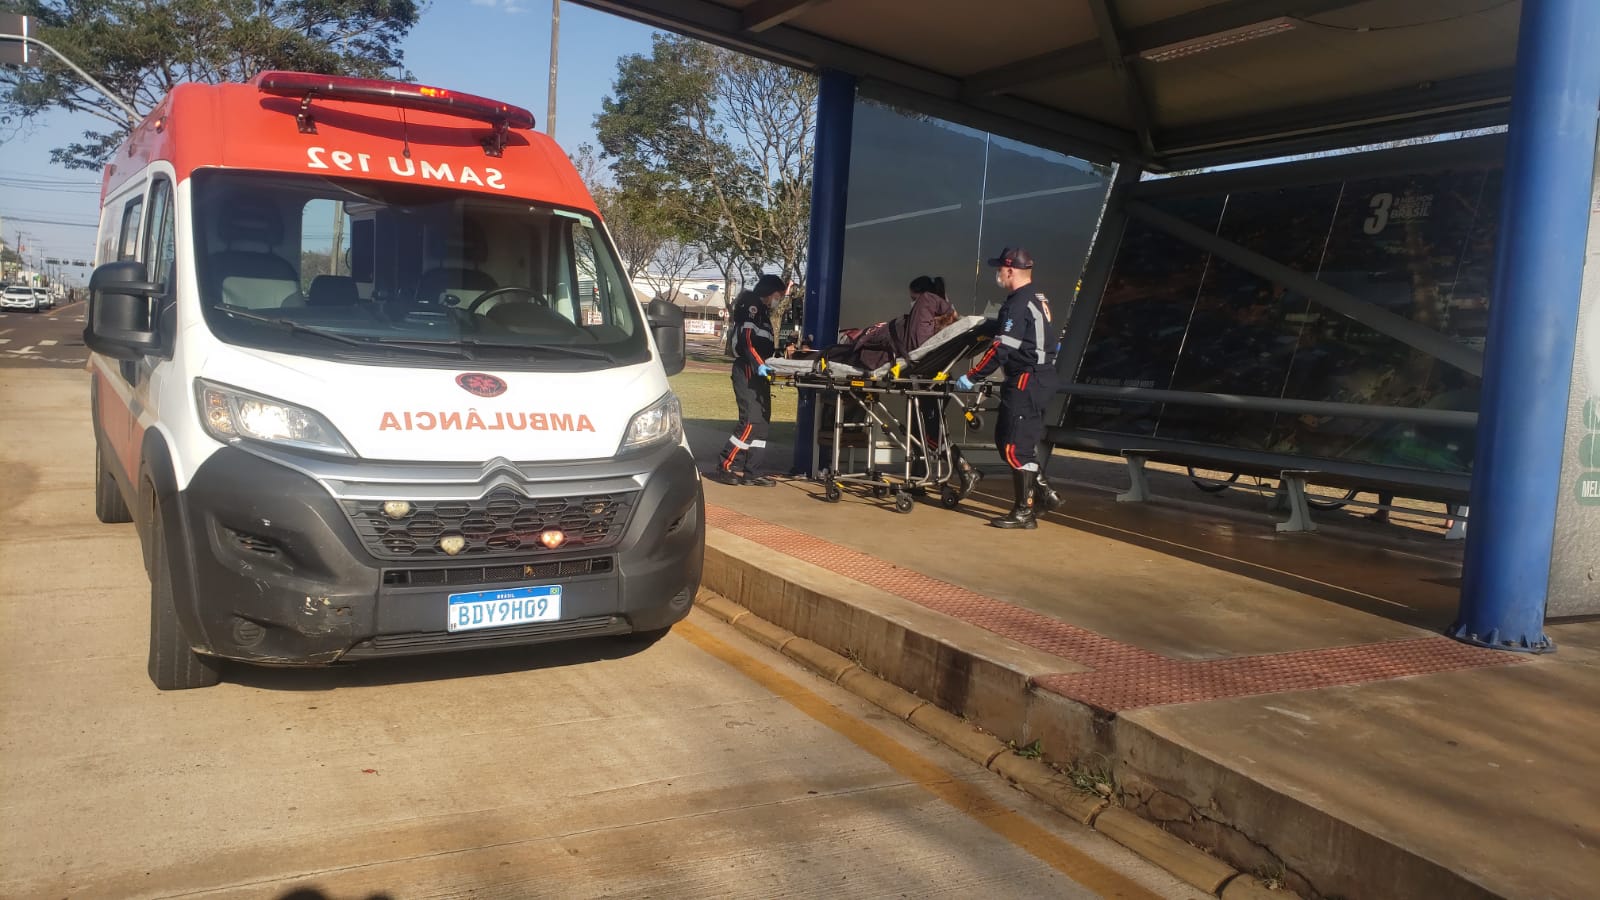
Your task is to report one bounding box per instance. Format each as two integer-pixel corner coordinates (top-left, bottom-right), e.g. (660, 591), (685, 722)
(0, 339), (9, 345)
(39, 339), (58, 346)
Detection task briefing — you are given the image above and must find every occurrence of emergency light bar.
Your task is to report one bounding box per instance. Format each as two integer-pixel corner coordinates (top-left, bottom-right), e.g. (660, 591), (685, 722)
(252, 71), (536, 155)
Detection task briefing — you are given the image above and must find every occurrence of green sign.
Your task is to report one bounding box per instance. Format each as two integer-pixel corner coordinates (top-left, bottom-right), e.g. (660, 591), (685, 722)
(1578, 474), (1600, 505)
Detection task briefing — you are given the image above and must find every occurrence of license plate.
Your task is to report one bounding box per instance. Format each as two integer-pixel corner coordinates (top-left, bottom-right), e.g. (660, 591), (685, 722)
(446, 585), (561, 633)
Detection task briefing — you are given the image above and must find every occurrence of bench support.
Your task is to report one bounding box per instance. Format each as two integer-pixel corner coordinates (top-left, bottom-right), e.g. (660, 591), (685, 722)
(1275, 471), (1318, 533)
(1117, 453), (1150, 503)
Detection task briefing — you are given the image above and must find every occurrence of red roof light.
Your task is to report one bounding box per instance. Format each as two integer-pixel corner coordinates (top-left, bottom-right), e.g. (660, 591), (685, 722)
(252, 71), (535, 130)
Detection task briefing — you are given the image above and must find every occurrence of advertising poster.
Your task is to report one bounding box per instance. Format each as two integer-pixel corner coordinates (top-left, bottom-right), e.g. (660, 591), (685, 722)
(1548, 140), (1600, 618)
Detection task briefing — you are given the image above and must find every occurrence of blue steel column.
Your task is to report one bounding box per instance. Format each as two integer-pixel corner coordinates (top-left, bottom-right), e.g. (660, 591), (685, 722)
(1453, 0), (1600, 652)
(792, 69), (856, 476)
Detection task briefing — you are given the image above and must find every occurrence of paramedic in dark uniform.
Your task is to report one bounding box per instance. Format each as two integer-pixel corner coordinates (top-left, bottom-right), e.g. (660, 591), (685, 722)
(715, 273), (788, 486)
(954, 247), (1064, 528)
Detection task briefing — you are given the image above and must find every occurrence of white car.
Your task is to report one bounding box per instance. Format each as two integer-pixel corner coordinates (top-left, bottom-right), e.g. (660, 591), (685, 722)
(1, 284), (41, 312)
(32, 287), (54, 310)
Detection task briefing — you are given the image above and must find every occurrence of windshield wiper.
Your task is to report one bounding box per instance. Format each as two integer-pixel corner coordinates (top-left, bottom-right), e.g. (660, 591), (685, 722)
(460, 338), (614, 360)
(379, 336), (615, 361)
(218, 307), (469, 359)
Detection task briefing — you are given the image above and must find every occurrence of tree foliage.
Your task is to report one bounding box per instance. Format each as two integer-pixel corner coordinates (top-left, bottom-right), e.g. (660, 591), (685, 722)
(0, 0), (422, 169)
(594, 33), (815, 303)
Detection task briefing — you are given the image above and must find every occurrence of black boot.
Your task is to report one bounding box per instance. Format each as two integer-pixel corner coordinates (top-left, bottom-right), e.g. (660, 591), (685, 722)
(990, 470), (1037, 529)
(1034, 472), (1063, 513)
(954, 448), (982, 499)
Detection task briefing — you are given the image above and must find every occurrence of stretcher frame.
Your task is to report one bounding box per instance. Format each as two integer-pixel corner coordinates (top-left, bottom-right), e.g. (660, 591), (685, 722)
(765, 315), (1000, 513)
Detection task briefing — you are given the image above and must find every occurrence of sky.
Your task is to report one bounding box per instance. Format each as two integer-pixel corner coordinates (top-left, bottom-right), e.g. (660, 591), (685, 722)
(0, 2), (658, 285)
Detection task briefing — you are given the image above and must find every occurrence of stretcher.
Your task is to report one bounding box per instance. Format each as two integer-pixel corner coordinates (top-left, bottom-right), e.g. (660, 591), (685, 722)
(766, 315), (997, 512)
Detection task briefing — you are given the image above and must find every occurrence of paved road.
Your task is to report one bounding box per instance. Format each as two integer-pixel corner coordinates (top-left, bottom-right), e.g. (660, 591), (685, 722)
(0, 365), (1198, 899)
(0, 299), (89, 369)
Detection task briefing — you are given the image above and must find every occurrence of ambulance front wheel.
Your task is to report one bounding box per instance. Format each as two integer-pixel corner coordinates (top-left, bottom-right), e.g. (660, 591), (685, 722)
(148, 505), (223, 691)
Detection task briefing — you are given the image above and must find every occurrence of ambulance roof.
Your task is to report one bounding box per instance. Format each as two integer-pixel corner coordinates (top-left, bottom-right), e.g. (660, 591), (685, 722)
(101, 74), (595, 213)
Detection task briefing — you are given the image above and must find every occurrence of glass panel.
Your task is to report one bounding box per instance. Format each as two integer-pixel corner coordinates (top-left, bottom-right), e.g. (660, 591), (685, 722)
(1072, 154), (1498, 476)
(838, 98), (1110, 339)
(838, 99), (988, 334)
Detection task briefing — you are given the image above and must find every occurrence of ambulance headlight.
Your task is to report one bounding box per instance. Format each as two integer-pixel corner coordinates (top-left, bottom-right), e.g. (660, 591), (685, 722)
(196, 380), (355, 457)
(619, 392), (683, 453)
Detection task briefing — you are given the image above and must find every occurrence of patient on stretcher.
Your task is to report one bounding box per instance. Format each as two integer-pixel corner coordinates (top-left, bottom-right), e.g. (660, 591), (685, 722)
(791, 275), (961, 371)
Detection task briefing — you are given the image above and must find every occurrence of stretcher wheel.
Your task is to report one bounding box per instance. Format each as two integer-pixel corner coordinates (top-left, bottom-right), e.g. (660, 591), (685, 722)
(872, 483), (889, 499)
(966, 412), (984, 431)
(940, 485), (961, 509)
(894, 492), (915, 514)
(824, 481), (842, 503)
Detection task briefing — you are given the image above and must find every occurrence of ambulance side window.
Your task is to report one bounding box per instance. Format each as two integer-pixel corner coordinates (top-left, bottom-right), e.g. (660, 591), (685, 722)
(144, 179), (177, 293)
(117, 197), (144, 261)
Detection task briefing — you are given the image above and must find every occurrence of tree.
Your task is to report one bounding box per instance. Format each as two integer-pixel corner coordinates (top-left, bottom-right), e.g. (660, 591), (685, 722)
(637, 238), (700, 302)
(594, 33), (816, 298)
(0, 0), (422, 170)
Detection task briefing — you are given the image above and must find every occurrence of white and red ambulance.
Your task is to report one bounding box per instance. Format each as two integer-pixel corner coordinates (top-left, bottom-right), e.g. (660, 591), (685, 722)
(86, 72), (701, 689)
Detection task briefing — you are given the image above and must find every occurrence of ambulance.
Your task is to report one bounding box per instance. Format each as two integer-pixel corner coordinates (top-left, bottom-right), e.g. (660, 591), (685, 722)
(85, 72), (702, 690)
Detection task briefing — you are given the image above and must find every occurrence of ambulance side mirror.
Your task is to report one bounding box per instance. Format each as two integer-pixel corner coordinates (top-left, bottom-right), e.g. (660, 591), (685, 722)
(85, 260), (163, 361)
(647, 297), (686, 377)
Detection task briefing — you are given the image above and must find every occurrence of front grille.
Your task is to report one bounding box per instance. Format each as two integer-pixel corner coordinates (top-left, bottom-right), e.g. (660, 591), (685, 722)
(342, 489), (635, 560)
(382, 556), (614, 587)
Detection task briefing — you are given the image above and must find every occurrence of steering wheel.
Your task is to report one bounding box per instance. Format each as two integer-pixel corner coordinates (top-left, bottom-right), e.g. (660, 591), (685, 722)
(467, 286), (547, 313)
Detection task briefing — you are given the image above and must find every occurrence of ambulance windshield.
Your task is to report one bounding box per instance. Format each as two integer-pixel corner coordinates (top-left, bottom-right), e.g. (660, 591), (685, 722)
(191, 171), (646, 369)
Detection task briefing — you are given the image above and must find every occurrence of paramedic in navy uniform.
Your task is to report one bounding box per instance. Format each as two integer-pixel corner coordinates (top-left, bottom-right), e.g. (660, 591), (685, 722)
(715, 273), (789, 486)
(955, 247), (1065, 528)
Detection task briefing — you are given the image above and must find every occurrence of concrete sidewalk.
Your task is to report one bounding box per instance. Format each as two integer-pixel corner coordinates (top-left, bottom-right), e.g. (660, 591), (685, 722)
(691, 450), (1599, 899)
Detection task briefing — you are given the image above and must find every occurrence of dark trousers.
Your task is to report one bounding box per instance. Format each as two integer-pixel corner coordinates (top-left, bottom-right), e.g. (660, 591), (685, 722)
(915, 396), (945, 451)
(996, 367), (1056, 472)
(719, 362), (771, 474)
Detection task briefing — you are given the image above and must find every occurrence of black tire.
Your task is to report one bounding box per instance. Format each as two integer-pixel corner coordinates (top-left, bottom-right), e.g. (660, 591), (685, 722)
(1308, 488), (1361, 511)
(894, 492), (914, 514)
(940, 484), (961, 509)
(94, 443), (133, 524)
(824, 480), (841, 503)
(148, 506), (222, 691)
(1187, 467), (1240, 494)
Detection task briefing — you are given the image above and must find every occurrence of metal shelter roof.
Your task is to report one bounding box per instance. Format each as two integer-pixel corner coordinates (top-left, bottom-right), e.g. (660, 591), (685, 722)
(571, 0), (1522, 170)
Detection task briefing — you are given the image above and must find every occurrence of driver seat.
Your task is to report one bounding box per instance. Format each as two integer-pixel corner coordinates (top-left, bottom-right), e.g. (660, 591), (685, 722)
(416, 219), (497, 303)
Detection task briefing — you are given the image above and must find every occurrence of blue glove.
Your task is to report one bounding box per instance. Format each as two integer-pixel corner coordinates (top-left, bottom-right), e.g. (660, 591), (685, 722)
(756, 364), (771, 378)
(954, 374), (975, 391)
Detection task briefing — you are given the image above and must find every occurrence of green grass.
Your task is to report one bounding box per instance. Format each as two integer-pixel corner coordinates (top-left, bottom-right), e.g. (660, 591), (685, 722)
(670, 370), (799, 448)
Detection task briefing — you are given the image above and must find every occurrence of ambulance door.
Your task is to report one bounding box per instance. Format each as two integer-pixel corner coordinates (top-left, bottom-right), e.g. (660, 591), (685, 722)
(95, 189), (147, 485)
(130, 177), (178, 453)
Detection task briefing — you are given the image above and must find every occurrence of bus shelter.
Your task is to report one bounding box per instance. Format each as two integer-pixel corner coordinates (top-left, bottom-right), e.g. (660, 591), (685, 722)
(575, 0), (1600, 651)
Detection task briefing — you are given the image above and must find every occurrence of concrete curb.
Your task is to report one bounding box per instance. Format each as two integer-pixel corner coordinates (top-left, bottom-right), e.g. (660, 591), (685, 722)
(695, 590), (1269, 899)
(699, 527), (1510, 900)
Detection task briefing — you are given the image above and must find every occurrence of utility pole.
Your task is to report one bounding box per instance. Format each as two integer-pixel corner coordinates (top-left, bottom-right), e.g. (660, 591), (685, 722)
(547, 0), (559, 137)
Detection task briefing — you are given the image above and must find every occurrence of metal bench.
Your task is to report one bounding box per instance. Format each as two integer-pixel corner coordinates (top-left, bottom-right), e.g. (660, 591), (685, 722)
(1277, 469), (1471, 540)
(1113, 448), (1470, 540)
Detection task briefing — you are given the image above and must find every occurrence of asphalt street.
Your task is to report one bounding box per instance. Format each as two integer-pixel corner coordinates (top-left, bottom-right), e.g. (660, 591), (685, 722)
(0, 298), (89, 369)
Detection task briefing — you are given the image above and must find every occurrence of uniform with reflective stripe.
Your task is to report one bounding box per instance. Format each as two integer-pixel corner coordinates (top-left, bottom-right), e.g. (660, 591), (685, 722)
(969, 285), (1057, 472)
(721, 291), (777, 475)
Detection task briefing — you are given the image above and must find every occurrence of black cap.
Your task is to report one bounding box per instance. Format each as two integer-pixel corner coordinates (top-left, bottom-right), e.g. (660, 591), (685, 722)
(754, 274), (788, 297)
(985, 246), (1034, 269)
